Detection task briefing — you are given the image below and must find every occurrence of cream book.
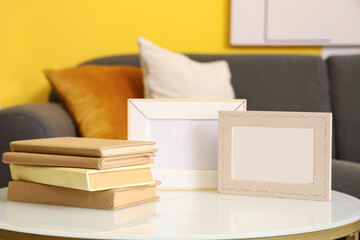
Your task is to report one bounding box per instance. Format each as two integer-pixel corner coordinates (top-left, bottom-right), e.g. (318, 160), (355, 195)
(7, 180), (159, 210)
(10, 137), (156, 157)
(2, 152), (156, 169)
(10, 164), (154, 191)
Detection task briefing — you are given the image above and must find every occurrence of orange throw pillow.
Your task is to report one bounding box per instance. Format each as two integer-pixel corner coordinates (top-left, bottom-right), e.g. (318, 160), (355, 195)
(45, 65), (143, 140)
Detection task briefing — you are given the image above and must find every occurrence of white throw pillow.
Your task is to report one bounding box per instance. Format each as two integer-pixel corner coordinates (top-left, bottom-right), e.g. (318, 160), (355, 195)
(137, 37), (235, 99)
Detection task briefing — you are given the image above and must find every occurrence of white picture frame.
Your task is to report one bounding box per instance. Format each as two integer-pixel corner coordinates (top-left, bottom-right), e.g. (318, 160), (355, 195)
(218, 111), (332, 201)
(128, 99), (247, 190)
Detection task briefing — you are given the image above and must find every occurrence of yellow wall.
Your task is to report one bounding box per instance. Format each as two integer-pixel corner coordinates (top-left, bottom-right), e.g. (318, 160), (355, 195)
(0, 0), (321, 108)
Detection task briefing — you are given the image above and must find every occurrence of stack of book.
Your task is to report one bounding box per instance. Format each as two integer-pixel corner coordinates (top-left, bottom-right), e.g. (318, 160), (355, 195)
(2, 137), (159, 210)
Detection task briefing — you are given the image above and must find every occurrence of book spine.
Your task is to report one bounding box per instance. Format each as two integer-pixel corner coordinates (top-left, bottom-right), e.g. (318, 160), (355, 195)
(10, 164), (90, 191)
(10, 144), (102, 157)
(3, 152), (101, 169)
(7, 181), (115, 210)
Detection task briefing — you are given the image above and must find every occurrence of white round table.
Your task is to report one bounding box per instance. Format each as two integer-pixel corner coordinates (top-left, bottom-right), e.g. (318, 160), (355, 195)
(0, 188), (359, 240)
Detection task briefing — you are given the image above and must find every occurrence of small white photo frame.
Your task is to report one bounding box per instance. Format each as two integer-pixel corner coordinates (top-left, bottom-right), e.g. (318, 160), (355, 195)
(128, 99), (247, 190)
(218, 111), (332, 201)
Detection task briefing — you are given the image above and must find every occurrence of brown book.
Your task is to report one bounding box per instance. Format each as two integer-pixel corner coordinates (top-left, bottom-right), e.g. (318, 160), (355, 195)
(6, 193), (158, 231)
(10, 137), (156, 157)
(7, 180), (160, 210)
(2, 152), (155, 169)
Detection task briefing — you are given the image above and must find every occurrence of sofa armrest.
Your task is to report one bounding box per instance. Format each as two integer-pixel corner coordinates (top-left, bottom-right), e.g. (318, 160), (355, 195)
(0, 103), (77, 187)
(332, 159), (360, 199)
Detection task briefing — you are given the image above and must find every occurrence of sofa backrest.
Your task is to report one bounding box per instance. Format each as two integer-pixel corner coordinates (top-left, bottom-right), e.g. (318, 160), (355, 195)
(327, 55), (360, 163)
(79, 54), (332, 113)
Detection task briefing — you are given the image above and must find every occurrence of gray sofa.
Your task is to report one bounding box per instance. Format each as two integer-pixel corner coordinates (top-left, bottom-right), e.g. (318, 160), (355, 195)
(1, 54), (359, 199)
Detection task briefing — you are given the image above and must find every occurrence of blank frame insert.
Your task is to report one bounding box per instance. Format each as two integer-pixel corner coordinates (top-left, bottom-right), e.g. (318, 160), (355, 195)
(232, 127), (314, 184)
(218, 111), (332, 201)
(148, 119), (218, 171)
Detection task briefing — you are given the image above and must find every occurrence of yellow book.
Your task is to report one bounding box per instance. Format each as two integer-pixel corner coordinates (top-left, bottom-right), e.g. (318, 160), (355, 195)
(10, 164), (154, 191)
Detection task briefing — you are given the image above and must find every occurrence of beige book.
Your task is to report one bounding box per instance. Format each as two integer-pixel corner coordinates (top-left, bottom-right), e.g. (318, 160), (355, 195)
(10, 164), (154, 191)
(2, 152), (155, 169)
(7, 180), (159, 210)
(10, 137), (156, 157)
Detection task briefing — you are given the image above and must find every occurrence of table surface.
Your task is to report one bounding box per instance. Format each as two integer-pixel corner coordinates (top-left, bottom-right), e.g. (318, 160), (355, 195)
(0, 188), (360, 240)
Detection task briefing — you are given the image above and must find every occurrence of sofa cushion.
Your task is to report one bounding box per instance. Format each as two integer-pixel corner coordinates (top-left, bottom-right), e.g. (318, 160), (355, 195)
(137, 37), (235, 99)
(45, 65), (143, 140)
(327, 55), (360, 163)
(332, 159), (360, 198)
